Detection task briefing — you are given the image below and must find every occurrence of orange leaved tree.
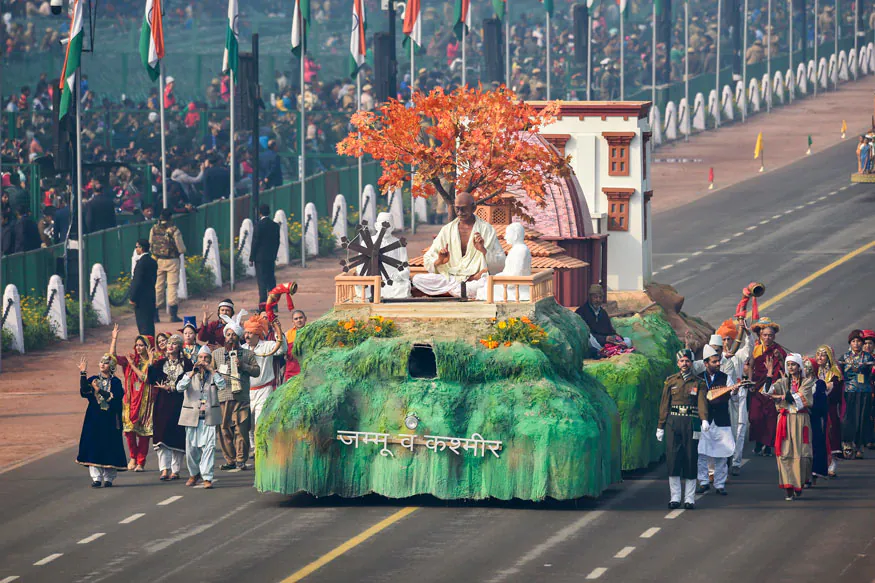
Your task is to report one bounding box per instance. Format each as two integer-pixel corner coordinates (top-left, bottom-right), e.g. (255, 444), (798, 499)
(336, 85), (571, 214)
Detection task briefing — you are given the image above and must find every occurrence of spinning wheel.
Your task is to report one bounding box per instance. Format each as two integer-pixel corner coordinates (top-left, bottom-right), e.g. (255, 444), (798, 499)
(340, 220), (409, 287)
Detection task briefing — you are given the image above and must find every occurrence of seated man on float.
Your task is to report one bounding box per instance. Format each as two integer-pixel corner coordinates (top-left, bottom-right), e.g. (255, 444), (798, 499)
(575, 283), (628, 357)
(412, 192), (506, 298)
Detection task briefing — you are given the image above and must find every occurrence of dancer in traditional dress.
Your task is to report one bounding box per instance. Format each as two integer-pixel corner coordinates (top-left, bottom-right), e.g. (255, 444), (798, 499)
(657, 349), (708, 510)
(815, 345), (844, 477)
(109, 324), (155, 471)
(180, 316), (202, 360)
(767, 353), (814, 501)
(198, 299), (236, 347)
(148, 334), (192, 480)
(242, 312), (286, 452)
(283, 310), (307, 382)
(76, 355), (127, 488)
(155, 332), (169, 360)
(839, 330), (875, 459)
(805, 357), (829, 487)
(857, 135), (868, 173)
(696, 345), (735, 495)
(176, 345), (223, 489)
(749, 317), (788, 457)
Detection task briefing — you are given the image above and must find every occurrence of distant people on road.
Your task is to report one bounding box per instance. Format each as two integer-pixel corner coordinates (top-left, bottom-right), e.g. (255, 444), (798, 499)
(109, 324), (156, 473)
(250, 204), (280, 305)
(149, 209), (186, 323)
(176, 345), (223, 489)
(129, 238), (158, 336)
(76, 355), (127, 488)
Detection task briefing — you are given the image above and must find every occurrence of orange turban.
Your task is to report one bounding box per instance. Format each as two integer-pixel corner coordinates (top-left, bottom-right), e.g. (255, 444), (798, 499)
(715, 319), (738, 340)
(244, 314), (270, 338)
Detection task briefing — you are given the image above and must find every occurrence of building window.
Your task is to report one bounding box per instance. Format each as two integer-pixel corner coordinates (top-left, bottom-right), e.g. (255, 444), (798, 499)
(602, 187), (635, 232)
(602, 132), (636, 177)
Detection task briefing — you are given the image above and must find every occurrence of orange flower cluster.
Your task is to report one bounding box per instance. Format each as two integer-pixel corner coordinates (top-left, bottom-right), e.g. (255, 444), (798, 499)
(479, 316), (548, 350)
(327, 315), (397, 347)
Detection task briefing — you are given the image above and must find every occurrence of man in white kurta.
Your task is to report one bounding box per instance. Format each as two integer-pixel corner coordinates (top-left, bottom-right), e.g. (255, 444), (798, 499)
(412, 193), (505, 297)
(241, 315), (286, 452)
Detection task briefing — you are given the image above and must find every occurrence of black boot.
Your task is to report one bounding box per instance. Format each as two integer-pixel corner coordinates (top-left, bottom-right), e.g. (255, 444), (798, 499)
(169, 304), (182, 323)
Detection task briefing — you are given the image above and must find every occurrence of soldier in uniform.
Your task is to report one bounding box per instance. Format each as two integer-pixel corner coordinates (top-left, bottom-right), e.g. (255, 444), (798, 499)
(657, 349), (709, 509)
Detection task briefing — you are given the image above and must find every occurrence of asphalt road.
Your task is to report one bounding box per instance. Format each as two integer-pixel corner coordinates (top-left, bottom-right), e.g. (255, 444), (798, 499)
(2, 138), (875, 583)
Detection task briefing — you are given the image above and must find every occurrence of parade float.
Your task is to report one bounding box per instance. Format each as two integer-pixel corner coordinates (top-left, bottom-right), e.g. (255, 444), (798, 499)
(255, 88), (692, 500)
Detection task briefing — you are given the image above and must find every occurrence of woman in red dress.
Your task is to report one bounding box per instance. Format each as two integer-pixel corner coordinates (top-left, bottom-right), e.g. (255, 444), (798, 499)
(109, 324), (156, 471)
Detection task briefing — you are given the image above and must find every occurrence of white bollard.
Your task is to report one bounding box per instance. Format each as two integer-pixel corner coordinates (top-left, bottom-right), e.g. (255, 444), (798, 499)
(331, 194), (348, 248)
(304, 202), (319, 257)
(177, 254), (189, 300)
(360, 184), (377, 229)
(797, 63), (808, 94)
(748, 78), (761, 113)
(839, 51), (849, 81)
(861, 46), (869, 75)
(868, 42), (874, 72)
(849, 49), (857, 78)
(819, 57), (830, 89)
(761, 74), (771, 109)
(414, 197), (428, 224)
(807, 60), (816, 86)
(735, 80), (746, 117)
(721, 85), (735, 121)
(202, 228), (223, 288)
(786, 69), (796, 100)
(692, 93), (706, 131)
(664, 101), (678, 141)
(47, 274), (68, 340)
(89, 263), (112, 326)
(390, 186), (405, 232)
(238, 218), (256, 276)
(274, 209), (290, 265)
(707, 89), (720, 126)
(649, 106), (663, 145)
(2, 284), (25, 353)
(773, 71), (785, 104)
(678, 97), (690, 137)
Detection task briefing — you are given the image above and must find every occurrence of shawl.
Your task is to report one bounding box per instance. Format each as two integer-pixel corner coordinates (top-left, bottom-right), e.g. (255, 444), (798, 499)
(122, 335), (154, 425)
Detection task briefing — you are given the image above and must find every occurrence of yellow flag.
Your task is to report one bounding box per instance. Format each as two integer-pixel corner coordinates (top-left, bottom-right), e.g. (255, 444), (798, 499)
(754, 132), (763, 160)
(841, 119), (848, 133)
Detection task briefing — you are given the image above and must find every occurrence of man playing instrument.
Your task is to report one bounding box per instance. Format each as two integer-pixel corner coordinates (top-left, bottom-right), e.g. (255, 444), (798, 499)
(696, 345), (737, 495)
(411, 192), (506, 298)
(657, 349), (708, 510)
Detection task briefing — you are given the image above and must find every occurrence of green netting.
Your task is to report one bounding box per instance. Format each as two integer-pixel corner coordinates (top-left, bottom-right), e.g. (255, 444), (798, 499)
(585, 310), (682, 471)
(255, 301), (622, 501)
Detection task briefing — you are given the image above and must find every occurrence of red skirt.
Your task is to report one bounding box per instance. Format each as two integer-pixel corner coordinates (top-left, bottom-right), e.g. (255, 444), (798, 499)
(749, 391), (778, 445)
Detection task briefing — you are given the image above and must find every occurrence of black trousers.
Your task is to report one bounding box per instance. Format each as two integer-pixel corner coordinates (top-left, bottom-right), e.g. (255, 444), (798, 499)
(255, 261), (276, 305)
(134, 304), (156, 337)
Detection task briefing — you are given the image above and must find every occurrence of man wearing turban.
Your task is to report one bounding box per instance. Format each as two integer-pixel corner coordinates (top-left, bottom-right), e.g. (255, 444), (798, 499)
(242, 313), (286, 454)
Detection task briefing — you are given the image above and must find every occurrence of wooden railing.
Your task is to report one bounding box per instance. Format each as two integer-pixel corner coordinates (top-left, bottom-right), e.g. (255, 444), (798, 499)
(335, 274), (382, 304)
(485, 269), (554, 304)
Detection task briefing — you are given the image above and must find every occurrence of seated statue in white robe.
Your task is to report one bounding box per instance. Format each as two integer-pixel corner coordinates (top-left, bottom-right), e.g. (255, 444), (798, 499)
(412, 193), (506, 298)
(374, 211), (411, 299)
(476, 222), (531, 301)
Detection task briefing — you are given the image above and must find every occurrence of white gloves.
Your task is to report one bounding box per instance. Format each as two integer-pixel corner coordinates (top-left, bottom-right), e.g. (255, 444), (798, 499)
(656, 428), (665, 442)
(701, 420), (711, 432)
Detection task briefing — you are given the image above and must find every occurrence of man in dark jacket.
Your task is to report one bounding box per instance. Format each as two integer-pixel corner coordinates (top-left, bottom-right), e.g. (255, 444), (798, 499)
(13, 207), (41, 253)
(129, 238), (158, 336)
(84, 191), (117, 234)
(203, 156), (231, 202)
(575, 283), (621, 358)
(259, 140), (283, 189)
(249, 204), (280, 304)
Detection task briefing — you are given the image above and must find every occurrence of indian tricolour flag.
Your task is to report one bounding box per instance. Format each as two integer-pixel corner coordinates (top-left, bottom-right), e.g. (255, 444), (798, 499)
(222, 0), (238, 74)
(139, 0), (165, 82)
(349, 0), (366, 78)
(291, 0), (309, 57)
(619, 0), (627, 13)
(59, 0), (83, 120)
(453, 0), (470, 41)
(403, 0), (422, 49)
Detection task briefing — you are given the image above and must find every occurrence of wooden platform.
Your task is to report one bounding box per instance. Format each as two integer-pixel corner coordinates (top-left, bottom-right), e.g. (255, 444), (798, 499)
(338, 300), (498, 320)
(851, 172), (875, 183)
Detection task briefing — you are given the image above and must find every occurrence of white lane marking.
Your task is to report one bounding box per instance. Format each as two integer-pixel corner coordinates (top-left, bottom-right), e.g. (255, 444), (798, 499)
(586, 568), (608, 579)
(818, 196), (827, 201)
(733, 232), (745, 237)
(77, 533), (105, 544)
(640, 527), (661, 538)
(829, 191), (838, 195)
(120, 513), (146, 524)
(706, 244), (717, 250)
(746, 226), (758, 231)
(157, 495), (183, 506)
(1, 576), (21, 583)
(840, 185), (849, 191)
(664, 509), (684, 519)
(806, 201), (816, 205)
(771, 214), (782, 219)
(676, 258), (689, 264)
(759, 219), (770, 225)
(720, 238), (731, 243)
(614, 546), (636, 559)
(692, 251), (703, 256)
(652, 271), (660, 276)
(660, 264), (674, 270)
(33, 553), (63, 566)
(795, 205), (805, 210)
(784, 210), (794, 214)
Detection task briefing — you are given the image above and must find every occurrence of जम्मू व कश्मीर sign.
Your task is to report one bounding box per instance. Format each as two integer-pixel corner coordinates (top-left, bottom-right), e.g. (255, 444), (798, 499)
(336, 430), (503, 458)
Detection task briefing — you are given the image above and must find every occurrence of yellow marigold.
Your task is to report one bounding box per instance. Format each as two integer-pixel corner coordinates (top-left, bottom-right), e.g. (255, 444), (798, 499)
(504, 341), (512, 347)
(343, 322), (354, 330)
(497, 321), (507, 329)
(521, 316), (531, 324)
(374, 326), (382, 332)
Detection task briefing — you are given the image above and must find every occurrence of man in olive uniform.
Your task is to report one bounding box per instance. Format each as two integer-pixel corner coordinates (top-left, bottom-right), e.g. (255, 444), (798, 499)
(657, 349), (709, 510)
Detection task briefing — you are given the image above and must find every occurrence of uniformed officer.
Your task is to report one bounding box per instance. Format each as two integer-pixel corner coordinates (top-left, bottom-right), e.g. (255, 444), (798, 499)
(657, 349), (709, 510)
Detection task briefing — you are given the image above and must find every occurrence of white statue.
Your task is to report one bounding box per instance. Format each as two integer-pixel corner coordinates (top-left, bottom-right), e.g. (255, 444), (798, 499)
(374, 212), (410, 299)
(477, 222), (531, 302)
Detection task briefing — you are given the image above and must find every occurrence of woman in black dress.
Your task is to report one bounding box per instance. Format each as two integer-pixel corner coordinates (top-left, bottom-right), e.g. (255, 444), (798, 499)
(76, 355), (127, 488)
(148, 334), (192, 480)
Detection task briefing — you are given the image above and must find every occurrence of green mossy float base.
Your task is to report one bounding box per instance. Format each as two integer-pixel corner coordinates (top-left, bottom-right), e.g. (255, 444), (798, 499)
(585, 311), (682, 470)
(255, 300), (622, 501)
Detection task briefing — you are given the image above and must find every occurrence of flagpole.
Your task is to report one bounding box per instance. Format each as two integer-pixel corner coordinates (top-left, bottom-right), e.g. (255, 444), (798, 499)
(834, 0), (839, 91)
(716, 0), (721, 127)
(766, 0), (771, 112)
(651, 1), (656, 107)
(545, 12), (551, 99)
(462, 24), (467, 87)
(619, 3), (624, 100)
(505, 0), (510, 85)
(75, 67), (84, 343)
(814, 0), (818, 98)
(410, 41), (416, 234)
(300, 52), (307, 268)
(587, 10), (592, 100)
(854, 0), (859, 81)
(158, 63), (168, 209)
(356, 72), (362, 218)
(742, 0), (747, 122)
(684, 0), (689, 140)
(789, 0), (793, 103)
(229, 69), (236, 291)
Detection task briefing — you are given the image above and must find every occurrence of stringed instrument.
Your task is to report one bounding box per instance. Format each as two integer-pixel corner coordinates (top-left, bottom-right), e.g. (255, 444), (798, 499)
(706, 380), (755, 401)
